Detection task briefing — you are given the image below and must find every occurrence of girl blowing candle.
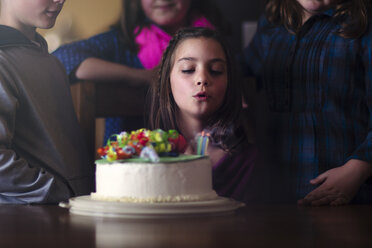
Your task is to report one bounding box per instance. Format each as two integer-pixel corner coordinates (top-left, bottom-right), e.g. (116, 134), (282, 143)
(148, 27), (258, 203)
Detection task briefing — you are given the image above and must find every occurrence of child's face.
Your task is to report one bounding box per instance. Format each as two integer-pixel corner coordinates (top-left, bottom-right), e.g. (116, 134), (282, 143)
(170, 37), (228, 121)
(141, 0), (191, 33)
(1, 0), (65, 30)
(297, 0), (339, 16)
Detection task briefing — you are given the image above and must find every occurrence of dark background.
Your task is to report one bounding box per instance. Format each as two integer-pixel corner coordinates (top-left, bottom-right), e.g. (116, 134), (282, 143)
(215, 0), (266, 52)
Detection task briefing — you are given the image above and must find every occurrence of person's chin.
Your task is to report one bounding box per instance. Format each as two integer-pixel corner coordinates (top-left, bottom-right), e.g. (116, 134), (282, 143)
(38, 21), (57, 30)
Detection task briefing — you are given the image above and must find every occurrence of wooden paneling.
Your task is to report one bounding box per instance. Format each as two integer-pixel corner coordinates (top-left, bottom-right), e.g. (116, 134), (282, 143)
(70, 81), (148, 162)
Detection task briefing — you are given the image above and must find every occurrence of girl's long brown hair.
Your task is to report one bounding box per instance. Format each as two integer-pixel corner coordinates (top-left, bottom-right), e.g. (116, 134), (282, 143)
(113, 0), (230, 54)
(148, 27), (243, 151)
(266, 0), (371, 38)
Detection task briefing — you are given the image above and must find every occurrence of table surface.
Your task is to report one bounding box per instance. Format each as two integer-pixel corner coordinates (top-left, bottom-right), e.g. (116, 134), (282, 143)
(1, 201), (371, 248)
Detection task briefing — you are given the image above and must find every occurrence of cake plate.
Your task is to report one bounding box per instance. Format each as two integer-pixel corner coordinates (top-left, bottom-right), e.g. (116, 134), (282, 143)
(60, 195), (245, 219)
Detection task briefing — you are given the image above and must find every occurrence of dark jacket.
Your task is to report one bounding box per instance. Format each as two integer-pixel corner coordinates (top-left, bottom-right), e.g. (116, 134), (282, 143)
(0, 25), (94, 204)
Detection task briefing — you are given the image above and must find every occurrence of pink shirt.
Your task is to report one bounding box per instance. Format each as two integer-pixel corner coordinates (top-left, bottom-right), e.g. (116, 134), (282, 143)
(135, 16), (214, 69)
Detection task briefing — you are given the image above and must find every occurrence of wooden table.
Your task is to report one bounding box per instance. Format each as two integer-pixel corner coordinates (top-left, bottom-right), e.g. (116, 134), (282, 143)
(0, 203), (371, 248)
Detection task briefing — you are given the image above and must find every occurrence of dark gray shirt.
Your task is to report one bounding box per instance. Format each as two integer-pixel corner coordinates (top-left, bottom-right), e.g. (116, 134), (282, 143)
(0, 25), (94, 204)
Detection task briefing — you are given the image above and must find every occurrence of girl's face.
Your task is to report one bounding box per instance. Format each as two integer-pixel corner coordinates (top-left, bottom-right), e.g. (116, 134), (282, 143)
(0, 0), (65, 31)
(141, 0), (191, 34)
(297, 0), (338, 19)
(170, 37), (228, 122)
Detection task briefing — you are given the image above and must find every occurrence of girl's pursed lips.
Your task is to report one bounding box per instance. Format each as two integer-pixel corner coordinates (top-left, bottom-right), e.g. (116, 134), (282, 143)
(193, 91), (209, 100)
(154, 3), (176, 9)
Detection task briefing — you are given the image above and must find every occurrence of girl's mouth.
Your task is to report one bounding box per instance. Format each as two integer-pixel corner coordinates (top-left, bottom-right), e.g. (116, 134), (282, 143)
(193, 92), (209, 101)
(155, 3), (176, 11)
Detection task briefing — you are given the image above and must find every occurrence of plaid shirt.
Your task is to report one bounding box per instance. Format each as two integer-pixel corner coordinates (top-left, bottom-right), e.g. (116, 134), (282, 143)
(243, 9), (372, 200)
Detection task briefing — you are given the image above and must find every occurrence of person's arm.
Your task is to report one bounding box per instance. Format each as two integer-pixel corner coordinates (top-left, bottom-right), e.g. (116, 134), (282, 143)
(76, 57), (157, 86)
(0, 76), (72, 204)
(53, 29), (156, 86)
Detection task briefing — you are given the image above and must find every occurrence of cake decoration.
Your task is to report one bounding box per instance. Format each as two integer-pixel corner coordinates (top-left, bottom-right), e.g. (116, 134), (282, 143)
(92, 129), (218, 203)
(97, 128), (187, 162)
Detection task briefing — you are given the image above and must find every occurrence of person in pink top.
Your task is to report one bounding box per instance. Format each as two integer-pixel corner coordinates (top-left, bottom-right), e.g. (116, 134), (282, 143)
(53, 0), (229, 142)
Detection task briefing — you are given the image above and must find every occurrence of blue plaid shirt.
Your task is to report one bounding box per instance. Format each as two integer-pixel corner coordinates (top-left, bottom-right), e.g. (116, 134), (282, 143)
(243, 9), (372, 201)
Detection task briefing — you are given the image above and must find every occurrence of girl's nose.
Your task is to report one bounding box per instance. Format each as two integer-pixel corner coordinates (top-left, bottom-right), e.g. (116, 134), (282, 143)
(195, 69), (209, 86)
(196, 81), (208, 86)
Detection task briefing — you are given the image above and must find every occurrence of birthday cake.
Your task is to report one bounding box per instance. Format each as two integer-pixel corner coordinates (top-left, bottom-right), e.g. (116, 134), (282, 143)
(91, 129), (218, 203)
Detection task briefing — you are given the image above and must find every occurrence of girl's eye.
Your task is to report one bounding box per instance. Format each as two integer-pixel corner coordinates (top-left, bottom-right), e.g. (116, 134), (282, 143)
(181, 69), (195, 74)
(210, 63), (226, 76)
(210, 69), (223, 75)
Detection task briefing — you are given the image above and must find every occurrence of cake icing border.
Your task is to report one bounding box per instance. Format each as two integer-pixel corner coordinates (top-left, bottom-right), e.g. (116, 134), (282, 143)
(91, 191), (218, 203)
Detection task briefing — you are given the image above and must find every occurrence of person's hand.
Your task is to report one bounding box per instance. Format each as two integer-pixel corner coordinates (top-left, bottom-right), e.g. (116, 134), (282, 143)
(298, 159), (372, 206)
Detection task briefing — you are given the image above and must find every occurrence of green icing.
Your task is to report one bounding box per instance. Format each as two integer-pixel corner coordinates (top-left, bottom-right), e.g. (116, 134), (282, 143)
(95, 154), (207, 164)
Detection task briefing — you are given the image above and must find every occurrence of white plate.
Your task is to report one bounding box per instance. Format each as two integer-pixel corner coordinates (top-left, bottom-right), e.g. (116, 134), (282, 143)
(61, 195), (245, 219)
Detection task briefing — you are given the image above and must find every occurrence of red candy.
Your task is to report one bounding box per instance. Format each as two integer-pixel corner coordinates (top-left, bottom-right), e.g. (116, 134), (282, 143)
(97, 147), (108, 157)
(116, 147), (132, 160)
(168, 134), (187, 153)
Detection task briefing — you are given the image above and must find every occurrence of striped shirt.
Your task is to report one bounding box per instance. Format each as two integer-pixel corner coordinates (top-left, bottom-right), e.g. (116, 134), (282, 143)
(243, 9), (372, 201)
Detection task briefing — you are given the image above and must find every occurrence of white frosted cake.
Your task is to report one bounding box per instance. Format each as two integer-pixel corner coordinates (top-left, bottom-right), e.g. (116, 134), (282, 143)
(91, 155), (217, 203)
(91, 129), (217, 203)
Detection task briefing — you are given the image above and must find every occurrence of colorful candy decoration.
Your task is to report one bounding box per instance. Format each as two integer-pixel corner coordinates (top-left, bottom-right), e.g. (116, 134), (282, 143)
(97, 129), (187, 162)
(140, 147), (160, 162)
